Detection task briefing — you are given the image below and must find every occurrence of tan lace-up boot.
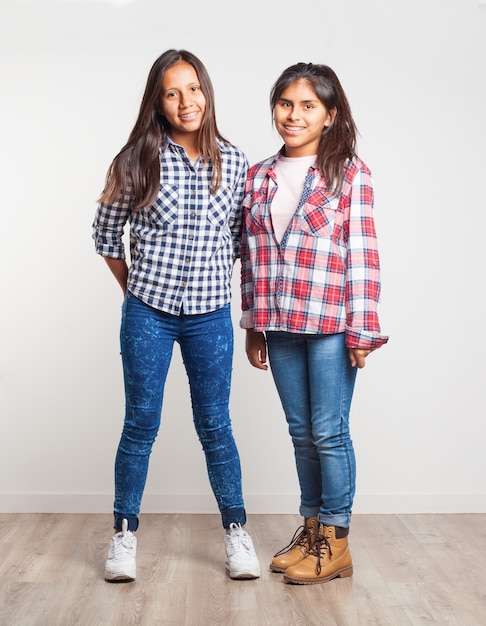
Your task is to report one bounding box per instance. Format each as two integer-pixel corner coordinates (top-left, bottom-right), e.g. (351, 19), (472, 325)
(270, 517), (319, 573)
(283, 524), (353, 584)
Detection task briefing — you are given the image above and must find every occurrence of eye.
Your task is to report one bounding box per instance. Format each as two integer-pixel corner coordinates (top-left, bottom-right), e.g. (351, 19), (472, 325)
(191, 85), (200, 93)
(166, 90), (177, 98)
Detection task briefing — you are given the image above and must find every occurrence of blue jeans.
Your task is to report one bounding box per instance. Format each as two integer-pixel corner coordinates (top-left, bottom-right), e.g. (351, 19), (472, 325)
(266, 332), (357, 528)
(113, 292), (246, 531)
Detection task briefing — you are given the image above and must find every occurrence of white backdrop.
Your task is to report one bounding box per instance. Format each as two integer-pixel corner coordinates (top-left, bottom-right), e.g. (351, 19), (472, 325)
(1, 0), (485, 516)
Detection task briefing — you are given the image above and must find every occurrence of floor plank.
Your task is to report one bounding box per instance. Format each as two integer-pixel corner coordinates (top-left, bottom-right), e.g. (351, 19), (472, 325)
(0, 513), (485, 625)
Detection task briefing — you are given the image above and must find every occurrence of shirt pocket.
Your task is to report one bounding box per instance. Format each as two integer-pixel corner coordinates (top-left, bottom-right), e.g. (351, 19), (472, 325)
(245, 190), (267, 236)
(301, 190), (342, 238)
(207, 186), (234, 227)
(144, 184), (179, 227)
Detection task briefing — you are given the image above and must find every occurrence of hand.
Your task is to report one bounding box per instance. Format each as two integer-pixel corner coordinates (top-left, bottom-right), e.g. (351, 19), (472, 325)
(348, 348), (374, 369)
(245, 329), (268, 370)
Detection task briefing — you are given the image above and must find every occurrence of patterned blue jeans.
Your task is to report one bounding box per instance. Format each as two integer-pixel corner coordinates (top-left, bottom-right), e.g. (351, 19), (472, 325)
(113, 292), (246, 531)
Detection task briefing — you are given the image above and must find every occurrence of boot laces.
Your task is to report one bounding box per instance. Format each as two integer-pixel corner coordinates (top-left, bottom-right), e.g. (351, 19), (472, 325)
(273, 525), (311, 558)
(308, 531), (332, 575)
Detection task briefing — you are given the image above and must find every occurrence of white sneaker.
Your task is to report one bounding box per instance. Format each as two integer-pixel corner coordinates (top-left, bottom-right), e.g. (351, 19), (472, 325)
(104, 518), (137, 582)
(224, 523), (261, 579)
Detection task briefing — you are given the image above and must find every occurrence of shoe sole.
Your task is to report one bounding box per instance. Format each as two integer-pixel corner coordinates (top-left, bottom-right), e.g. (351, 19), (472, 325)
(105, 572), (136, 583)
(226, 566), (260, 580)
(283, 565), (353, 585)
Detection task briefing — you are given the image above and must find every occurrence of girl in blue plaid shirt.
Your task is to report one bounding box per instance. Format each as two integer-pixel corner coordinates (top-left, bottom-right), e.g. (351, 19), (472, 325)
(93, 49), (260, 583)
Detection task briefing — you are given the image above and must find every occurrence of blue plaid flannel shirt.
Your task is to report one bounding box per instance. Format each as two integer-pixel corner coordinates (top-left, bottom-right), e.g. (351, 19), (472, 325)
(93, 139), (248, 315)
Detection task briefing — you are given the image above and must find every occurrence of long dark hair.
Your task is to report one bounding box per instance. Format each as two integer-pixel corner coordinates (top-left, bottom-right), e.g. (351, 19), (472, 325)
(99, 49), (228, 209)
(270, 63), (357, 193)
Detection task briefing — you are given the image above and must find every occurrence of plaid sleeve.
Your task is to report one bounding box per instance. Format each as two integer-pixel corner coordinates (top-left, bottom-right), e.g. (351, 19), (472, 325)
(92, 177), (133, 259)
(240, 203), (254, 314)
(345, 164), (388, 349)
(239, 164), (257, 315)
(229, 153), (249, 260)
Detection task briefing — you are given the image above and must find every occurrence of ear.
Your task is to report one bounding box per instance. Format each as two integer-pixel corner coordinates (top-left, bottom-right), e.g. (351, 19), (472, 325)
(324, 107), (337, 128)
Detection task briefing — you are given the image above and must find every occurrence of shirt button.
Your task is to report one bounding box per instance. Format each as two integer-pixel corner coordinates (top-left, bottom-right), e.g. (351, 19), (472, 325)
(188, 235), (194, 240)
(191, 212), (196, 218)
(185, 257), (190, 263)
(182, 281), (187, 287)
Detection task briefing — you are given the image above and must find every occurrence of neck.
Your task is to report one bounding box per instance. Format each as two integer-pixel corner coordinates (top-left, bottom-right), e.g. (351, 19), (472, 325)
(169, 132), (201, 161)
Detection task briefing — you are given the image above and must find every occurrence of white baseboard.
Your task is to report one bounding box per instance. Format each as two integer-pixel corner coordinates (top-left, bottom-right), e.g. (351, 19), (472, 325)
(1, 493), (485, 514)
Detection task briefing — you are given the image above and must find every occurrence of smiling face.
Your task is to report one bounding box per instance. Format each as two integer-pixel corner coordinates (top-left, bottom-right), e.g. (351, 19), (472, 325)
(159, 60), (206, 145)
(273, 78), (335, 157)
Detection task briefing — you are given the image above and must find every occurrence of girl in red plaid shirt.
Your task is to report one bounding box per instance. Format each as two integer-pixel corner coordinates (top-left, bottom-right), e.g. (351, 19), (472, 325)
(240, 62), (388, 585)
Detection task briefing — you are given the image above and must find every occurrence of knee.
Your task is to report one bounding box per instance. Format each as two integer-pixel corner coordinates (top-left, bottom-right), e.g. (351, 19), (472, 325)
(119, 413), (160, 454)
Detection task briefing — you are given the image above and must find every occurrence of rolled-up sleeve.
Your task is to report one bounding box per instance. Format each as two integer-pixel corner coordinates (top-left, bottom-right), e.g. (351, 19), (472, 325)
(92, 182), (133, 259)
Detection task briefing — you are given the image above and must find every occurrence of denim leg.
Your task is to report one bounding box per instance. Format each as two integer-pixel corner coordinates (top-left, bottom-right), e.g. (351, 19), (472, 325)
(113, 292), (175, 532)
(307, 333), (357, 527)
(180, 304), (246, 528)
(266, 331), (322, 519)
(266, 332), (357, 528)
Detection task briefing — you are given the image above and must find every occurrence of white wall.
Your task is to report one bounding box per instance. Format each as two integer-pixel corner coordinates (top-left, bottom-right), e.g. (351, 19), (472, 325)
(1, 0), (485, 516)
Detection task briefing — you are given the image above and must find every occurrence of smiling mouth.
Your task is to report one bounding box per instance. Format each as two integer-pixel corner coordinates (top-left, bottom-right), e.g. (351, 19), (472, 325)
(180, 111), (199, 120)
(283, 125), (305, 132)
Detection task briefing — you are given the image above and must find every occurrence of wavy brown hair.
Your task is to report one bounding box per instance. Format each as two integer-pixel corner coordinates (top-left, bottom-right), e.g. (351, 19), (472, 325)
(99, 49), (228, 209)
(270, 63), (357, 193)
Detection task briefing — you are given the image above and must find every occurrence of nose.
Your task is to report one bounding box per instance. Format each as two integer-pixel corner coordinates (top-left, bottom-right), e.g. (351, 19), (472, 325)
(179, 91), (192, 108)
(287, 106), (300, 121)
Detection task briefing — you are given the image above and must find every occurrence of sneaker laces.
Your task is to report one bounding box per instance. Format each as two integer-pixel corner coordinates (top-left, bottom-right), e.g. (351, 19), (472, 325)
(273, 525), (311, 558)
(110, 525), (135, 558)
(227, 523), (253, 553)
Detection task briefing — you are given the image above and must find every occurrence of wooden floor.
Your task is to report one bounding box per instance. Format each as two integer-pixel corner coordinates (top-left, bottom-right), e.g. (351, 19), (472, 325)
(1, 513), (485, 625)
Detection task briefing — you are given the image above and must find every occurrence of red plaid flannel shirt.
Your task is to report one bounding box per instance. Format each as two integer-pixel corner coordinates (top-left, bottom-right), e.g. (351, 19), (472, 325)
(240, 152), (388, 349)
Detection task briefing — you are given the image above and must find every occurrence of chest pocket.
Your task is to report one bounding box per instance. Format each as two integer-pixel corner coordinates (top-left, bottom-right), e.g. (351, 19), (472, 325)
(207, 186), (234, 227)
(301, 189), (342, 238)
(145, 184), (179, 227)
(245, 190), (268, 236)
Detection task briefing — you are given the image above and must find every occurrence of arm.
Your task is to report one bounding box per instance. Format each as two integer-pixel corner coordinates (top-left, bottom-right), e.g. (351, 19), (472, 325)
(239, 174), (269, 371)
(92, 171), (133, 283)
(240, 219), (267, 370)
(229, 153), (249, 261)
(239, 173), (255, 315)
(344, 163), (388, 366)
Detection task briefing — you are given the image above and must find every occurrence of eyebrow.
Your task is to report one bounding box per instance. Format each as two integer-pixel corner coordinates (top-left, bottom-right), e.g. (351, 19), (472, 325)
(278, 97), (318, 105)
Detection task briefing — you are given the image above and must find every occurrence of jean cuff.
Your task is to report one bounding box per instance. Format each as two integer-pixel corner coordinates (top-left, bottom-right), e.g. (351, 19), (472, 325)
(221, 507), (246, 529)
(299, 505), (320, 519)
(114, 514), (139, 532)
(318, 514), (351, 528)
